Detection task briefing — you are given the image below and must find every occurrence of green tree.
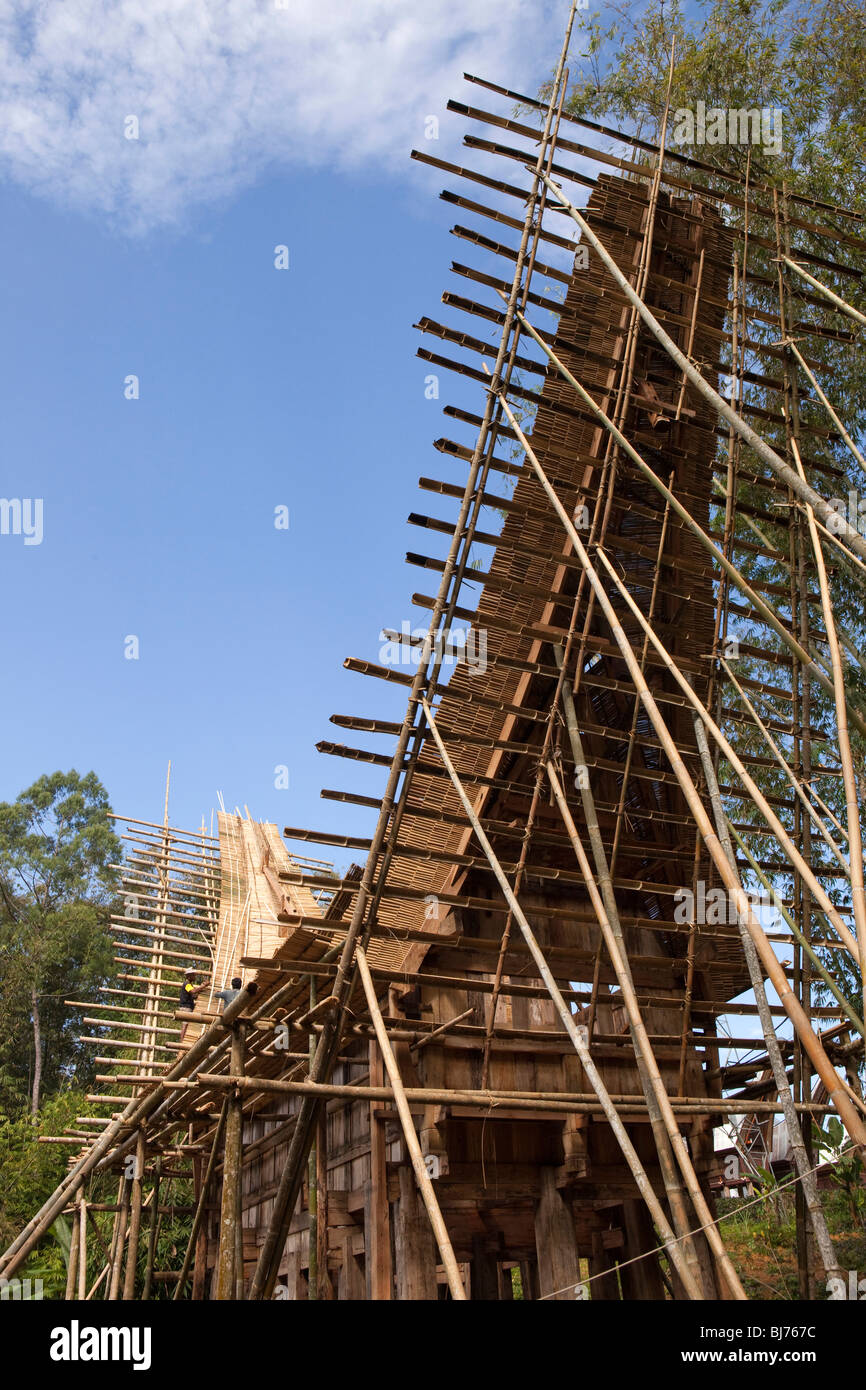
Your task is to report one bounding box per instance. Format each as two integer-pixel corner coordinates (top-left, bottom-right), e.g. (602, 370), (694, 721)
(0, 771), (121, 1114)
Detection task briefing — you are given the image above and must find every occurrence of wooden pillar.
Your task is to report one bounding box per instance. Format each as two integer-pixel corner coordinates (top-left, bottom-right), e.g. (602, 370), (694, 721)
(618, 1198), (666, 1300)
(519, 1260), (540, 1301)
(142, 1160), (161, 1301)
(366, 1040), (392, 1299)
(470, 1234), (500, 1300)
(216, 1023), (246, 1300)
(122, 1130), (146, 1300)
(590, 1227), (622, 1301)
(534, 1167), (581, 1301)
(339, 1232), (365, 1300)
(393, 1164), (439, 1300)
(315, 1110), (332, 1299)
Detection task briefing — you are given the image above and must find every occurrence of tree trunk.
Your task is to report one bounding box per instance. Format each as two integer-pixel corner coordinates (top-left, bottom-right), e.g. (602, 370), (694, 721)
(31, 988), (42, 1116)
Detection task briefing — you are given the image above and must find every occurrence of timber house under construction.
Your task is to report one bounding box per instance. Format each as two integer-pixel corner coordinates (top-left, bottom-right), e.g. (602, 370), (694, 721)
(4, 5), (866, 1301)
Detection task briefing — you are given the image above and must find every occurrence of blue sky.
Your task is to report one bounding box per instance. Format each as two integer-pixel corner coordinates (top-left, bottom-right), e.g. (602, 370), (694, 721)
(0, 2), (797, 1078)
(0, 1), (567, 866)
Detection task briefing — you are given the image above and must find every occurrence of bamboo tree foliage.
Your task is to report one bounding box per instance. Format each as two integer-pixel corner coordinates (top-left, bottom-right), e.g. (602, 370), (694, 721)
(0, 771), (121, 1114)
(534, 0), (866, 1036)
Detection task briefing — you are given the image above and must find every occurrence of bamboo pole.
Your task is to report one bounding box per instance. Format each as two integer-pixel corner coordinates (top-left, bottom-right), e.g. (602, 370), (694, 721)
(191, 1071), (831, 1115)
(419, 699), (706, 1299)
(85, 1263), (110, 1301)
(788, 341), (866, 481)
(355, 946), (466, 1300)
(534, 171), (866, 564)
(782, 257), (866, 328)
(545, 761), (745, 1299)
(142, 1160), (161, 1301)
(121, 1130), (145, 1300)
(65, 1205), (80, 1301)
(216, 1026), (245, 1300)
(107, 1175), (130, 1301)
(493, 401), (866, 1153)
(77, 1197), (87, 1300)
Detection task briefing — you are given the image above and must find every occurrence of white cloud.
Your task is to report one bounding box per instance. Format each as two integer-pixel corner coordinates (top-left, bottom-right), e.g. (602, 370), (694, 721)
(0, 0), (563, 232)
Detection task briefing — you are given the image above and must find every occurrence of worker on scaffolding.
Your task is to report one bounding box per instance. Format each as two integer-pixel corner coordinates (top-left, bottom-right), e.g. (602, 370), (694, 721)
(178, 969), (209, 1043)
(213, 976), (244, 1011)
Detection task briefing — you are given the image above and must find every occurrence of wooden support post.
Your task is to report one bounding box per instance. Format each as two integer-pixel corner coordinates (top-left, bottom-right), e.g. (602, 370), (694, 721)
(338, 1233), (365, 1301)
(534, 1168), (582, 1301)
(216, 1025), (246, 1300)
(307, 979), (318, 1301)
(122, 1130), (145, 1300)
(470, 1235), (500, 1301)
(393, 1165), (439, 1301)
(315, 1111), (331, 1299)
(519, 1260), (540, 1301)
(618, 1199), (666, 1300)
(366, 1039), (393, 1300)
(590, 1228), (621, 1301)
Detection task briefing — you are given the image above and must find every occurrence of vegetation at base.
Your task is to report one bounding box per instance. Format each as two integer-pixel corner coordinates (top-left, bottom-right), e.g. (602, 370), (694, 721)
(718, 1176), (866, 1299)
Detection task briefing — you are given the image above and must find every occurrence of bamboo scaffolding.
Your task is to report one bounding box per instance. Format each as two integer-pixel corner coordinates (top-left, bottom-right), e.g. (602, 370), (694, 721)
(419, 698), (707, 1300)
(493, 395), (866, 1153)
(173, 1073), (832, 1116)
(247, 12), (583, 1301)
(721, 657), (851, 875)
(728, 822), (863, 1036)
(499, 299), (866, 738)
(536, 169), (866, 565)
(495, 380), (863, 963)
(691, 710), (840, 1282)
(544, 761), (743, 1299)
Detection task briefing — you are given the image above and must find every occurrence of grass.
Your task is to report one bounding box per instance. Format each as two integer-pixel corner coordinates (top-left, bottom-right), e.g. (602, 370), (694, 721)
(716, 1187), (866, 1299)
